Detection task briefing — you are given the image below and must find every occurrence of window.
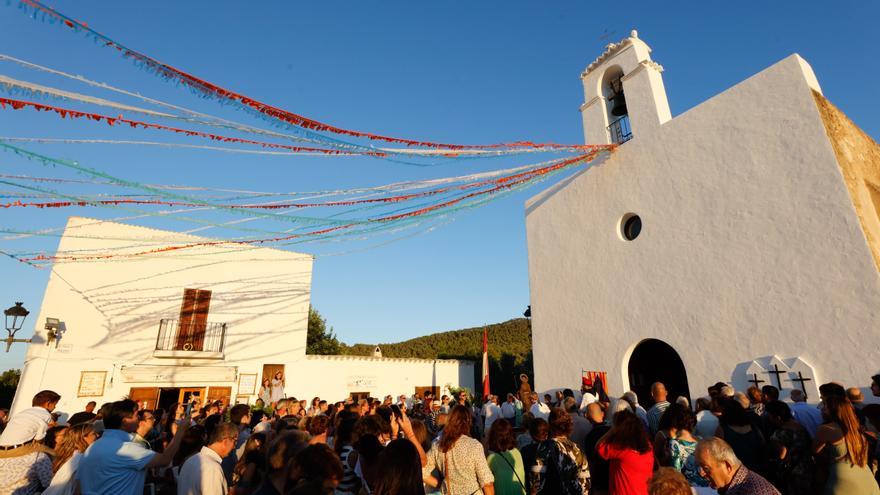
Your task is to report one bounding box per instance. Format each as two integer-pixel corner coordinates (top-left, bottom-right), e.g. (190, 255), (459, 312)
(619, 213), (642, 241)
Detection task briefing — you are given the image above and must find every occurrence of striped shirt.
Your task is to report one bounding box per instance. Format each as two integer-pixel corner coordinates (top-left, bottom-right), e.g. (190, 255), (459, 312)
(646, 401), (670, 436)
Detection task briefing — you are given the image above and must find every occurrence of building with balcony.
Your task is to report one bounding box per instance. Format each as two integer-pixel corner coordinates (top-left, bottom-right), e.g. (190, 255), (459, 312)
(11, 217), (473, 416)
(526, 32), (880, 407)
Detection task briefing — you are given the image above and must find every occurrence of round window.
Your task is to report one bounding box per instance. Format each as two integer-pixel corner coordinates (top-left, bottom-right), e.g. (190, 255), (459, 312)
(620, 214), (641, 241)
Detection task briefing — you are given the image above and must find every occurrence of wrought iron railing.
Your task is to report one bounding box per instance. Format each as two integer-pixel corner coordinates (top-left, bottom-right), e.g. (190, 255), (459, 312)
(155, 318), (226, 353)
(607, 115), (633, 144)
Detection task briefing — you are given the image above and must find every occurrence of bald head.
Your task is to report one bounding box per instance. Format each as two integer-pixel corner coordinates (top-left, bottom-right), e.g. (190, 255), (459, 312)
(651, 382), (667, 402)
(789, 389), (806, 403)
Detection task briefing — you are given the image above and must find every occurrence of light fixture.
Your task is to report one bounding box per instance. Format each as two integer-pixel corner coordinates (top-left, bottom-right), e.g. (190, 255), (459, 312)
(4, 302), (30, 352)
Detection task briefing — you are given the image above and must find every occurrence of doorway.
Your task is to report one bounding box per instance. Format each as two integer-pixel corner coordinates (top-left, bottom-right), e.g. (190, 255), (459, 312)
(155, 387), (207, 410)
(349, 392), (370, 402)
(627, 339), (690, 409)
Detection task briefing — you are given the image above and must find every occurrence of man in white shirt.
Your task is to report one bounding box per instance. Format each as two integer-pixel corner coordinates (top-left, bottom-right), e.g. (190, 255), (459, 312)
(529, 392), (550, 420)
(789, 389), (823, 438)
(0, 390), (59, 494)
(501, 394), (516, 421)
(178, 422), (238, 495)
(482, 395), (503, 436)
(0, 389), (59, 446)
(579, 384), (599, 413)
(80, 399), (189, 495)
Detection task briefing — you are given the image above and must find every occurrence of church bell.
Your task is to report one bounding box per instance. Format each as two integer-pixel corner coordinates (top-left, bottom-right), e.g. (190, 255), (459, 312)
(609, 77), (628, 117)
(610, 90), (628, 117)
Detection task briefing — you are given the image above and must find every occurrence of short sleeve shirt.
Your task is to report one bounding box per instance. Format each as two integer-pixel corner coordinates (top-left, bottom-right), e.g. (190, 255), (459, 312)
(424, 436), (494, 494)
(79, 429), (157, 495)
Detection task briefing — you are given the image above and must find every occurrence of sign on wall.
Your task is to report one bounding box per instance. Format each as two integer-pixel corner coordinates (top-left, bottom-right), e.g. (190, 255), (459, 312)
(347, 375), (377, 389)
(77, 371), (107, 397)
(238, 373), (257, 395)
(120, 365), (236, 383)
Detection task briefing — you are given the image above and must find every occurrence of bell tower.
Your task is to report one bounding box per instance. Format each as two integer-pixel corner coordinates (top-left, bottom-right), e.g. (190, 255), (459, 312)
(579, 30), (671, 145)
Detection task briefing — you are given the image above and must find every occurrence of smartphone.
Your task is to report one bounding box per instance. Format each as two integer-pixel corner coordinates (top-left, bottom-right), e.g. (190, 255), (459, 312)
(390, 404), (402, 419)
(184, 401), (195, 417)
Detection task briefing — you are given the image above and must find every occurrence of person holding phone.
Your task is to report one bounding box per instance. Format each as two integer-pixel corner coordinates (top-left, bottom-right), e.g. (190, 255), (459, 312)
(79, 399), (192, 495)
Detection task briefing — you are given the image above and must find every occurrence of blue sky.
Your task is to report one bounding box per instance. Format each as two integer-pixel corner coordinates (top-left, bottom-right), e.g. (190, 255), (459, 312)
(0, 1), (878, 371)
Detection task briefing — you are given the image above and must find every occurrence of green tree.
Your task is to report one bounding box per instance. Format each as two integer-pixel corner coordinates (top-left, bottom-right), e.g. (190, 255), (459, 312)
(0, 368), (21, 408)
(306, 307), (342, 355)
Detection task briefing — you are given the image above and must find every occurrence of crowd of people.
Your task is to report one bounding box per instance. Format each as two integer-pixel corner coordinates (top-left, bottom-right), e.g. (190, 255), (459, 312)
(1, 373), (880, 495)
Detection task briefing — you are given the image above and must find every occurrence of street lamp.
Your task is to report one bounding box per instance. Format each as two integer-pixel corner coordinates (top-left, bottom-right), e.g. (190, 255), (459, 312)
(4, 302), (30, 352)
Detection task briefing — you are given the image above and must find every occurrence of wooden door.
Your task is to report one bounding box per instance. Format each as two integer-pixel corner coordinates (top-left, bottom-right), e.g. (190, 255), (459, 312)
(176, 288), (211, 351)
(261, 364), (285, 385)
(207, 386), (232, 407)
(129, 387), (160, 411)
(178, 387), (206, 407)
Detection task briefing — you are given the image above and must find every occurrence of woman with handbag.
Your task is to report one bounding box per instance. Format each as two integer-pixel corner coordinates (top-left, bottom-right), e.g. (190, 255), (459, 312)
(424, 405), (495, 494)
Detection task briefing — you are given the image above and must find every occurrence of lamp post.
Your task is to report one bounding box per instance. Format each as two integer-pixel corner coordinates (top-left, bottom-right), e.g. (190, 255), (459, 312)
(4, 302), (30, 352)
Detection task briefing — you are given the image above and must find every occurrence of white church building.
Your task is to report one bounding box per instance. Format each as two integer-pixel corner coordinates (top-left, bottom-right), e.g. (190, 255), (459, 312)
(526, 31), (880, 406)
(10, 217), (473, 417)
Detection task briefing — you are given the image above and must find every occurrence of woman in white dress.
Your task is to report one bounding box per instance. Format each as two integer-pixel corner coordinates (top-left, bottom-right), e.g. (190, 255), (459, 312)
(270, 371), (285, 404)
(43, 423), (98, 495)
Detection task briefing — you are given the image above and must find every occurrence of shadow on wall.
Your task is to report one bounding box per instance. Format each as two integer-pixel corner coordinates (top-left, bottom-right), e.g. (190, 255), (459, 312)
(51, 261), (312, 362)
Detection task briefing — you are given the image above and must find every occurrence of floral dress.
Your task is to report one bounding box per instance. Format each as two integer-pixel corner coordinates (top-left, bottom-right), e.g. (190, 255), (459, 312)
(669, 437), (709, 487)
(529, 437), (590, 495)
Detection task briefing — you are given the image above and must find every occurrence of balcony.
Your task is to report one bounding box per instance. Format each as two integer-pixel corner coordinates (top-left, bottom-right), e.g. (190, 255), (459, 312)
(607, 115), (633, 144)
(154, 319), (226, 359)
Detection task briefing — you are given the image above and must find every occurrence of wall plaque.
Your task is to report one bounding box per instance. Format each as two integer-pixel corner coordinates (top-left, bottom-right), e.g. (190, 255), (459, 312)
(77, 371), (107, 397)
(238, 373), (257, 395)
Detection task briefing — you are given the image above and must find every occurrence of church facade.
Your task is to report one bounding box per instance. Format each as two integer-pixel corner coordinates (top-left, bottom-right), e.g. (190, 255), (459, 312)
(10, 217), (473, 417)
(526, 32), (880, 406)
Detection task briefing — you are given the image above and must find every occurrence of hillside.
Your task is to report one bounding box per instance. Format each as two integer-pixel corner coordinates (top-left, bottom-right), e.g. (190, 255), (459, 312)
(344, 318), (530, 362)
(343, 318), (533, 396)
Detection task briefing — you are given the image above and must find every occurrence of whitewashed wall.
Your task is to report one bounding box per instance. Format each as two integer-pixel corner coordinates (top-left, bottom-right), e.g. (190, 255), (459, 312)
(291, 355), (475, 403)
(11, 217), (313, 416)
(526, 55), (880, 402)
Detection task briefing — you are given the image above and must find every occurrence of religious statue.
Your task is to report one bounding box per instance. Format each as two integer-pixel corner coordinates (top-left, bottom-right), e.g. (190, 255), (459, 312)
(517, 373), (532, 407)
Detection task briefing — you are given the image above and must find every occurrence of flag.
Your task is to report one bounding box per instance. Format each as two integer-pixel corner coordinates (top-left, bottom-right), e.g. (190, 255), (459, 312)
(482, 327), (490, 398)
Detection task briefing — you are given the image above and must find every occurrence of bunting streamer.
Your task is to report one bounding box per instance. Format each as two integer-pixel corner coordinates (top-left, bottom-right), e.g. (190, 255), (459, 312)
(0, 137), (354, 157)
(0, 53), (414, 157)
(0, 97), (376, 156)
(1, 139), (608, 263)
(15, 0), (594, 152)
(1, 1), (621, 266)
(0, 155), (582, 210)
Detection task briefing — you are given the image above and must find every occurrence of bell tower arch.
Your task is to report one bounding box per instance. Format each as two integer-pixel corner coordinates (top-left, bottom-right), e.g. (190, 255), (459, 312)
(579, 30), (671, 145)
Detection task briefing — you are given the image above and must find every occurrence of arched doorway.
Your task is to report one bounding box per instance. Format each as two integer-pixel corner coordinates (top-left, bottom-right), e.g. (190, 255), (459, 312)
(627, 339), (690, 409)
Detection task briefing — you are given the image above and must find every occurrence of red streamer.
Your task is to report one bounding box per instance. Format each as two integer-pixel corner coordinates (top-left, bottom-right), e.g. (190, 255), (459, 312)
(16, 149), (604, 264)
(0, 97), (383, 157)
(19, 0), (601, 152)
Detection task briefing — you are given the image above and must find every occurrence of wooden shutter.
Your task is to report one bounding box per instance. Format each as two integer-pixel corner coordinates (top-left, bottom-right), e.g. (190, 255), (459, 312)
(176, 288), (211, 351)
(129, 387), (160, 410)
